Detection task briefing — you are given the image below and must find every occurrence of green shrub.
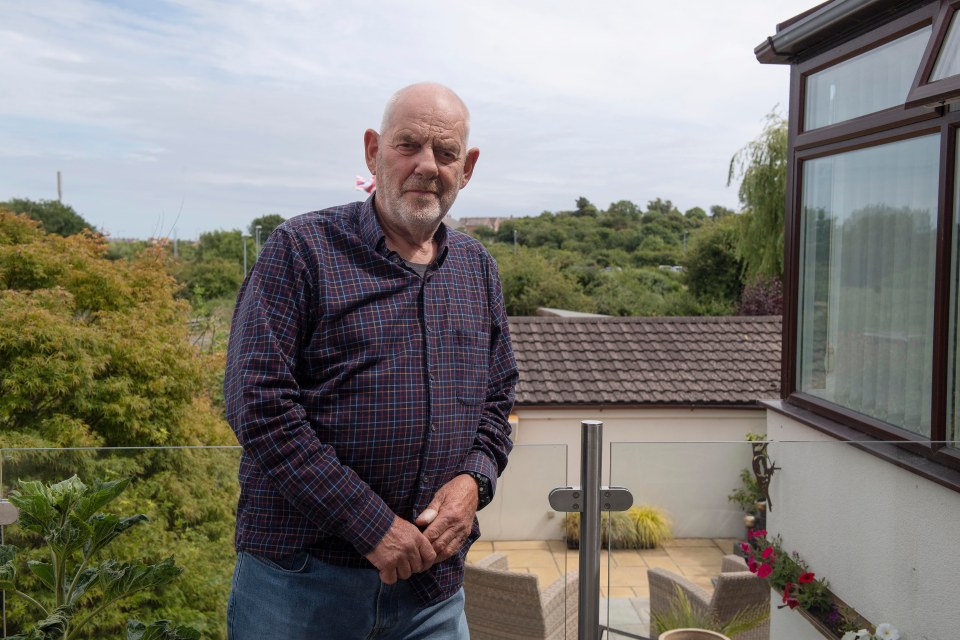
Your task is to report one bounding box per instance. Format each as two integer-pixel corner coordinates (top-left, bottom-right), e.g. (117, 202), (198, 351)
(0, 475), (199, 640)
(651, 584), (768, 638)
(565, 505), (672, 549)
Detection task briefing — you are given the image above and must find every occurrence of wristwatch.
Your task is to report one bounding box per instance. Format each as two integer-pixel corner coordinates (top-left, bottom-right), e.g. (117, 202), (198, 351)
(462, 471), (493, 510)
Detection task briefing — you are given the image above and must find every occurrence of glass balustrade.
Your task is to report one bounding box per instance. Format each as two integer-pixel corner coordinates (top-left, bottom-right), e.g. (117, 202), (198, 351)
(0, 444), (570, 639)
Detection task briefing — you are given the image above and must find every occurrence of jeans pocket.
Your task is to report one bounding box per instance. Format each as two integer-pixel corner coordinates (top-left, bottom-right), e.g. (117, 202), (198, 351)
(250, 551), (311, 574)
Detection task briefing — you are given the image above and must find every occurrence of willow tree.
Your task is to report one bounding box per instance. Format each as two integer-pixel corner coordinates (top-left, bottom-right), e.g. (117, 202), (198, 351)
(728, 112), (788, 280)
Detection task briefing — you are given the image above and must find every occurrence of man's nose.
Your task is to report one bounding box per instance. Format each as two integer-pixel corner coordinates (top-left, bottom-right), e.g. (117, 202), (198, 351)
(413, 147), (439, 179)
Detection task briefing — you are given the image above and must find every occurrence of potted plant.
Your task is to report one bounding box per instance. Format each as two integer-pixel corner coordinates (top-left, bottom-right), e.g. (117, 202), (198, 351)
(660, 631), (732, 640)
(740, 530), (899, 639)
(564, 505), (672, 549)
(651, 585), (767, 640)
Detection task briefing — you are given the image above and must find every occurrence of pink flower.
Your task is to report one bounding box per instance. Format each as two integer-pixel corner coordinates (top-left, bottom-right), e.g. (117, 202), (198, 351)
(748, 529), (767, 539)
(747, 559), (758, 573)
(761, 547), (776, 561)
(739, 542), (752, 554)
(757, 563), (773, 578)
(782, 582), (794, 599)
(799, 572), (815, 584)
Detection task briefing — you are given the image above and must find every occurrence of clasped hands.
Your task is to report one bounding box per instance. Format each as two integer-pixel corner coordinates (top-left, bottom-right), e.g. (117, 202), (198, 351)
(364, 473), (479, 584)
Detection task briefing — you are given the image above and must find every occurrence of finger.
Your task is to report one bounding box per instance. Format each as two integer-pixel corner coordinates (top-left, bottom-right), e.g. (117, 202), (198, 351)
(396, 559), (413, 581)
(417, 534), (438, 566)
(433, 529), (462, 558)
(416, 508), (438, 526)
(379, 566), (398, 585)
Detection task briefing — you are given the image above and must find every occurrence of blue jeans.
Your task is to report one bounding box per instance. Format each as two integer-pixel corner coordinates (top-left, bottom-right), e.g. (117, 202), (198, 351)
(227, 551), (469, 640)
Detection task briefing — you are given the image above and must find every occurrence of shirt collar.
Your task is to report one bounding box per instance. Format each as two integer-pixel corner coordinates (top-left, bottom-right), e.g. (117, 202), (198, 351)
(358, 194), (450, 268)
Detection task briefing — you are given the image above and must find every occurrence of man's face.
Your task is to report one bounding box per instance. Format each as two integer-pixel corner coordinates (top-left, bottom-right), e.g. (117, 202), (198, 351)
(365, 90), (478, 233)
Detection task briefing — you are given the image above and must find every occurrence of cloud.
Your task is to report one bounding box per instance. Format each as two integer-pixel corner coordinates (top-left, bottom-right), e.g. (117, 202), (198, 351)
(0, 0), (812, 238)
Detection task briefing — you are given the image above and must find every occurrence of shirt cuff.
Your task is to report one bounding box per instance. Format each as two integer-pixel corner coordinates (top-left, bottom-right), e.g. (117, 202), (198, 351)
(336, 486), (397, 556)
(461, 452), (498, 497)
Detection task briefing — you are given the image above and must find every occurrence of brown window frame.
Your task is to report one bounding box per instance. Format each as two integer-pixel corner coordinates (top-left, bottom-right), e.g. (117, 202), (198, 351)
(906, 0), (960, 109)
(781, 0), (960, 476)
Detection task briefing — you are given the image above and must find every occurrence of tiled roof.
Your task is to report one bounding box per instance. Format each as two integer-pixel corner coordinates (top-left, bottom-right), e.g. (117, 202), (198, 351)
(508, 316), (782, 407)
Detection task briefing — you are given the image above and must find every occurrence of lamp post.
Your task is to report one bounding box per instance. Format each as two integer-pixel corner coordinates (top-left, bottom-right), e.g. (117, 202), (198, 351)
(255, 225), (262, 254)
(242, 234), (250, 273)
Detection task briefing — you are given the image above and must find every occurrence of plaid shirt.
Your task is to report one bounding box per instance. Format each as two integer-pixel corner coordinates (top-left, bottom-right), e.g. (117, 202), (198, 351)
(224, 197), (517, 604)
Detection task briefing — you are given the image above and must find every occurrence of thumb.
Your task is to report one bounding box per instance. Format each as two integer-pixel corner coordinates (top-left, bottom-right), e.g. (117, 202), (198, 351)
(416, 507), (438, 526)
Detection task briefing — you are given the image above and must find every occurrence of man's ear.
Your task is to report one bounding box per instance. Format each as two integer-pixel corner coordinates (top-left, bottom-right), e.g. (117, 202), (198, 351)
(460, 148), (480, 189)
(363, 129), (379, 174)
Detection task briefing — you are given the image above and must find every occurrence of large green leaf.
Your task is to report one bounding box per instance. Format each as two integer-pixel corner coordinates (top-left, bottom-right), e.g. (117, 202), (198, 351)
(0, 543), (19, 590)
(14, 603), (76, 640)
(8, 480), (57, 534)
(126, 619), (201, 640)
(97, 557), (183, 604)
(84, 513), (149, 558)
(27, 559), (55, 591)
(45, 512), (91, 558)
(67, 566), (100, 606)
(75, 478), (130, 521)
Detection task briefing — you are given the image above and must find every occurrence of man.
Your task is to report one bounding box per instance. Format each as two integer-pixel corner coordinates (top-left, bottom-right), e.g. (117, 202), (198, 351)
(224, 83), (518, 639)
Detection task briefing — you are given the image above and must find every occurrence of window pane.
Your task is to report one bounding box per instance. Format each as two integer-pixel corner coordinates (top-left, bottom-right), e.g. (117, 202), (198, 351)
(804, 27), (930, 131)
(950, 131), (960, 442)
(932, 10), (960, 81)
(798, 135), (939, 435)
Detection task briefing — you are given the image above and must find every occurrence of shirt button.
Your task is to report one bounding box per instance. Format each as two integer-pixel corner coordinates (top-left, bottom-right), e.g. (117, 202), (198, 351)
(430, 422), (438, 432)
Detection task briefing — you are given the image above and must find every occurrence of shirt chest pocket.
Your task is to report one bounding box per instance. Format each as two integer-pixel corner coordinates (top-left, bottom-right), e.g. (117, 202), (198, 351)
(453, 328), (489, 405)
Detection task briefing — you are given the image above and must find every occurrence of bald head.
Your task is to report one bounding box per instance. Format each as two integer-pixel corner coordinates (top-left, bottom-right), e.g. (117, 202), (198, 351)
(363, 82), (479, 242)
(380, 82), (471, 144)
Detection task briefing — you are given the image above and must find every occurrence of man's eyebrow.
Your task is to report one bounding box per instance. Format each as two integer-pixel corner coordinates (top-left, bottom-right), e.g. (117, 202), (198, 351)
(437, 139), (462, 152)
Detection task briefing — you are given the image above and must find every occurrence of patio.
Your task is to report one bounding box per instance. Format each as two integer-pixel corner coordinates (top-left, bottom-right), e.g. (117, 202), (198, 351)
(466, 537), (738, 638)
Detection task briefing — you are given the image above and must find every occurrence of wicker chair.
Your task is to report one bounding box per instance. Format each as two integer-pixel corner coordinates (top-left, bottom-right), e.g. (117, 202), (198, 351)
(647, 554), (770, 640)
(463, 553), (578, 640)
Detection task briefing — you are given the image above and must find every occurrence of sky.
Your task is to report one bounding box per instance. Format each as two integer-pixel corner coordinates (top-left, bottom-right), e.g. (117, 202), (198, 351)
(0, 0), (817, 240)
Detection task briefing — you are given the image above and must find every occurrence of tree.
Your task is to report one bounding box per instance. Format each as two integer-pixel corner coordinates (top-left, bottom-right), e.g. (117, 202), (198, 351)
(573, 197), (598, 217)
(248, 214), (286, 242)
(590, 267), (683, 316)
(173, 257), (244, 302)
(489, 245), (594, 316)
(728, 112), (787, 279)
(195, 229), (249, 263)
(646, 198), (679, 216)
(0, 210), (237, 638)
(682, 215), (744, 304)
(0, 210), (233, 448)
(710, 205), (736, 219)
(738, 275), (783, 315)
(0, 198), (94, 237)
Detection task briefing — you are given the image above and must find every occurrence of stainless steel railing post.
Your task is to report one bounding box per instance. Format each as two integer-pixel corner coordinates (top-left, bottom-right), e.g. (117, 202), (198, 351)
(548, 420), (632, 640)
(578, 419), (602, 640)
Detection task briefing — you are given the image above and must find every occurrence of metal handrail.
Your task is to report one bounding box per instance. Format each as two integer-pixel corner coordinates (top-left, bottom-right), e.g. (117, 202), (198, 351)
(549, 420), (634, 640)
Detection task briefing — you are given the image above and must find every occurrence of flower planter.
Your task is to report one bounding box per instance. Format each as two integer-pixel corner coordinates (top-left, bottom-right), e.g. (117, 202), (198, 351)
(770, 586), (875, 640)
(659, 630), (731, 640)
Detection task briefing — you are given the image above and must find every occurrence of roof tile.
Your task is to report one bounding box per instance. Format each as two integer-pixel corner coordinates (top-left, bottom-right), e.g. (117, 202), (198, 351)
(509, 315), (781, 407)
